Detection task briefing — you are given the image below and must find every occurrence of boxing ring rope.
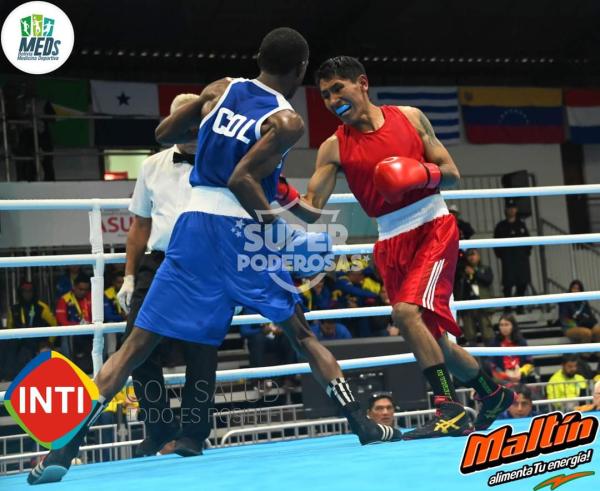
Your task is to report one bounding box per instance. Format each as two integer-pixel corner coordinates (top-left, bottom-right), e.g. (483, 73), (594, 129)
(2, 183), (600, 211)
(2, 332), (600, 402)
(2, 232), (600, 268)
(2, 291), (600, 342)
(1, 183), (600, 400)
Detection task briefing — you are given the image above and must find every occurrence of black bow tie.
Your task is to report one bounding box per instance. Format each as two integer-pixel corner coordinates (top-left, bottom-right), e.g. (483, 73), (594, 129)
(173, 152), (195, 164)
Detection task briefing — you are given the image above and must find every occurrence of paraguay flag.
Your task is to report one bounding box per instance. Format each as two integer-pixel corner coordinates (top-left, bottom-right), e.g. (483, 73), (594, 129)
(565, 89), (600, 143)
(459, 87), (564, 143)
(372, 86), (461, 145)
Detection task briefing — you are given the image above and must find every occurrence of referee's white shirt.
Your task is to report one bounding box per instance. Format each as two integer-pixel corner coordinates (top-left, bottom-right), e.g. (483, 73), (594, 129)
(129, 145), (193, 252)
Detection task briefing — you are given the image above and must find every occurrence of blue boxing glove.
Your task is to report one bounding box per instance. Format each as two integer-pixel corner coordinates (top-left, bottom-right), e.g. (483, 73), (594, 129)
(266, 217), (334, 277)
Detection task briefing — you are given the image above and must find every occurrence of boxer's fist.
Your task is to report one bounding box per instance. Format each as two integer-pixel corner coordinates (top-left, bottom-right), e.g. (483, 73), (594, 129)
(275, 175), (300, 207)
(374, 156), (441, 203)
(267, 217), (333, 278)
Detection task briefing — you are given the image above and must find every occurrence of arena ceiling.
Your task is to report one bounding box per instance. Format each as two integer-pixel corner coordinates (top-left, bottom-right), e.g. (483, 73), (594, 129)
(1, 0), (599, 85)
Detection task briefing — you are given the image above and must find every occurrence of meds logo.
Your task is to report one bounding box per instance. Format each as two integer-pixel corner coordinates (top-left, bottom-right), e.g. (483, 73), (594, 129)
(1, 2), (74, 74)
(3, 351), (99, 449)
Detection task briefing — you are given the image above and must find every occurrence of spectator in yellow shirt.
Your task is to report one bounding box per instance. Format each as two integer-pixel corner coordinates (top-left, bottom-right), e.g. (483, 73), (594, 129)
(94, 386), (139, 461)
(546, 355), (588, 411)
(1, 281), (57, 381)
(575, 380), (600, 412)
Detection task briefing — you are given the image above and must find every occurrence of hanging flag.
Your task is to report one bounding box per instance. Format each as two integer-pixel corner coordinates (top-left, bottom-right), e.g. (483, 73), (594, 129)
(158, 83), (205, 117)
(372, 86), (461, 145)
(305, 86), (340, 148)
(34, 78), (90, 147)
(91, 80), (159, 116)
(90, 80), (159, 146)
(565, 89), (600, 143)
(459, 87), (564, 143)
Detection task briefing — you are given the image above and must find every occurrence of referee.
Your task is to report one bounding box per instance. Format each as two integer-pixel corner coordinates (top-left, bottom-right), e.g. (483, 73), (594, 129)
(117, 93), (216, 457)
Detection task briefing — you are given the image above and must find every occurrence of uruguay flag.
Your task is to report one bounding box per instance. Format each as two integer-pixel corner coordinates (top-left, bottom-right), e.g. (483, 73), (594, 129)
(565, 89), (600, 143)
(371, 86), (461, 145)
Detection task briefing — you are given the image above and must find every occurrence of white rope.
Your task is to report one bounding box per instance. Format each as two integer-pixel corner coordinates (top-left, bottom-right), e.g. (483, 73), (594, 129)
(1, 342), (599, 403)
(2, 184), (600, 211)
(205, 342), (600, 383)
(0, 253), (125, 268)
(2, 186), (599, 402)
(2, 232), (600, 269)
(0, 198), (130, 210)
(329, 184), (600, 203)
(0, 291), (595, 339)
(1, 290), (599, 341)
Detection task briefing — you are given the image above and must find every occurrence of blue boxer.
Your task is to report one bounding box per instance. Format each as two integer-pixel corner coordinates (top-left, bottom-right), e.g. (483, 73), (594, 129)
(135, 79), (308, 345)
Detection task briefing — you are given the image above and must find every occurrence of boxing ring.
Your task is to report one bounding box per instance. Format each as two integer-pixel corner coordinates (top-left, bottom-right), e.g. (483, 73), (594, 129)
(1, 184), (600, 490)
(1, 417), (599, 491)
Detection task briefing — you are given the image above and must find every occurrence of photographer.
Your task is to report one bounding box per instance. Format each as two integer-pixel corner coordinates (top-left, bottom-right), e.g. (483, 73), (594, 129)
(455, 249), (494, 346)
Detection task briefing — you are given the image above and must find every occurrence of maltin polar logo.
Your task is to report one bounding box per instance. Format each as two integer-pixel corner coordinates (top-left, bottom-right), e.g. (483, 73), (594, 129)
(1, 1), (74, 74)
(3, 350), (99, 449)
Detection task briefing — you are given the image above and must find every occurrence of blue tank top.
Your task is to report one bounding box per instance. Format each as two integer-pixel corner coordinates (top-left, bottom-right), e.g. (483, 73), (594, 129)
(190, 78), (293, 202)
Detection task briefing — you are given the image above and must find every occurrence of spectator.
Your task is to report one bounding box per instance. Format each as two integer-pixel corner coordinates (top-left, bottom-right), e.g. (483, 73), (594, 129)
(575, 380), (600, 412)
(370, 284), (396, 337)
(494, 200), (532, 309)
(335, 268), (381, 307)
(94, 386), (139, 462)
(1, 281), (57, 380)
(367, 393), (396, 427)
(300, 277), (333, 311)
(499, 384), (537, 419)
(104, 272), (127, 323)
(103, 271), (127, 356)
(56, 274), (93, 372)
(335, 263), (381, 337)
(311, 319), (352, 341)
(488, 315), (534, 383)
(239, 313), (295, 369)
(455, 249), (495, 346)
(448, 204), (475, 240)
(559, 280), (600, 345)
(55, 265), (82, 299)
(547, 355), (588, 411)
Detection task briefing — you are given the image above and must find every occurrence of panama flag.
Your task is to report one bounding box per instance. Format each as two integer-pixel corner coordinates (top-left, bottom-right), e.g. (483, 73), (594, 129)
(91, 80), (159, 146)
(565, 89), (600, 143)
(371, 86), (462, 145)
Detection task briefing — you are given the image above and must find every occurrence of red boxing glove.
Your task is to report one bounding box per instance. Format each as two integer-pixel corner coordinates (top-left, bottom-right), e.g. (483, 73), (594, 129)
(275, 175), (300, 206)
(373, 156), (441, 203)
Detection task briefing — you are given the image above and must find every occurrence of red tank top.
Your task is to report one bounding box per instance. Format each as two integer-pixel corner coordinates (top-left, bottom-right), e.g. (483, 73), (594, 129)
(335, 105), (437, 218)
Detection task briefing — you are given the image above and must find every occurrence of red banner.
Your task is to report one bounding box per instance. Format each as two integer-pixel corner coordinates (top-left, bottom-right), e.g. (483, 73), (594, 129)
(306, 87), (340, 148)
(158, 83), (205, 117)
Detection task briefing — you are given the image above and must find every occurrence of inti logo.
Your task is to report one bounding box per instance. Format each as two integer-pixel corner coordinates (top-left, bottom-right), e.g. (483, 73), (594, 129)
(3, 351), (99, 449)
(1, 2), (74, 74)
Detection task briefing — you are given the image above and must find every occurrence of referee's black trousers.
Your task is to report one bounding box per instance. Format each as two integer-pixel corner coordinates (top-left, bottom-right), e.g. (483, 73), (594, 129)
(122, 251), (217, 443)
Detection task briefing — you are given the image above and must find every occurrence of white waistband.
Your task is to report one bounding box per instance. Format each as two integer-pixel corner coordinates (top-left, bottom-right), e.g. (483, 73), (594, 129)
(376, 194), (449, 240)
(184, 186), (252, 219)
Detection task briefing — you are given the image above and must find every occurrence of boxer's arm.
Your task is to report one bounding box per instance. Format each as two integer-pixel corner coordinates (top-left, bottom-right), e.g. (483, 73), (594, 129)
(228, 110), (304, 223)
(401, 106), (460, 189)
(155, 78), (230, 144)
(293, 135), (340, 223)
